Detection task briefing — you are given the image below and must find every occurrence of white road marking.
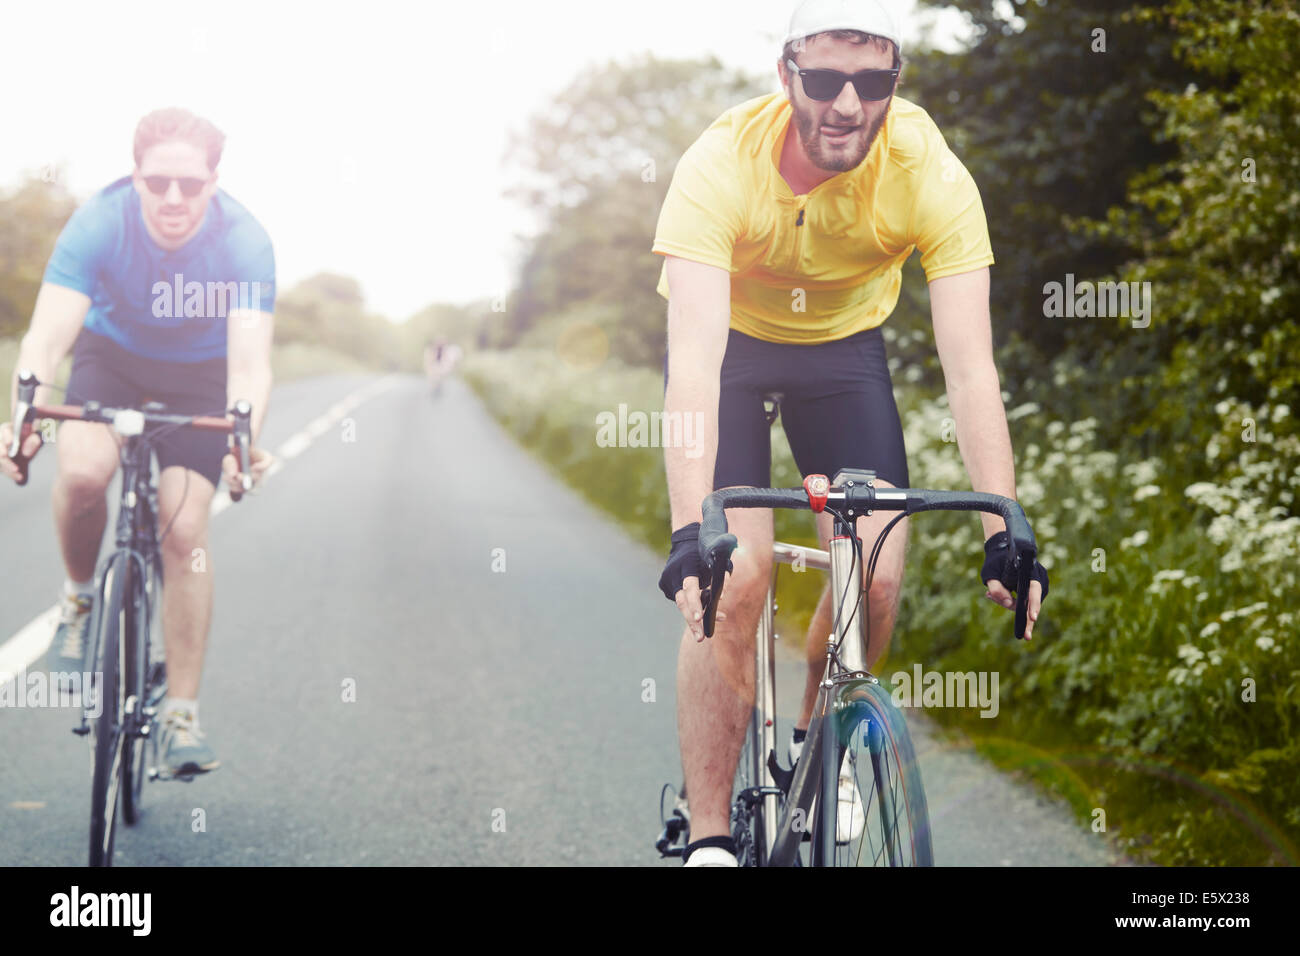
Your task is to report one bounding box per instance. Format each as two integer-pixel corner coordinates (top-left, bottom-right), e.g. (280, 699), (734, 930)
(0, 606), (60, 682)
(0, 376), (402, 688)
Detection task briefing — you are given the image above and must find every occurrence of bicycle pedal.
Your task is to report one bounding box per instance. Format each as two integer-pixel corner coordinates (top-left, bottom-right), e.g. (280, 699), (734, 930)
(766, 750), (794, 794)
(150, 765), (195, 783)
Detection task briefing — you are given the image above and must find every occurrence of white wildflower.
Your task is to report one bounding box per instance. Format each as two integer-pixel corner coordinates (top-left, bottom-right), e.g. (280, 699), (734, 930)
(1120, 529), (1150, 549)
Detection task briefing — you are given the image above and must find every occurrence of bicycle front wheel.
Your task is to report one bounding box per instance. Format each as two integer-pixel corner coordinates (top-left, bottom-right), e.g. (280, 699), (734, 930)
(823, 678), (933, 867)
(121, 556), (156, 826)
(88, 557), (129, 867)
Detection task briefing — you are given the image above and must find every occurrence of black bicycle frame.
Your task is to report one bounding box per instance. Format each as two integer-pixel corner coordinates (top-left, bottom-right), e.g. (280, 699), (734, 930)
(78, 433), (160, 738)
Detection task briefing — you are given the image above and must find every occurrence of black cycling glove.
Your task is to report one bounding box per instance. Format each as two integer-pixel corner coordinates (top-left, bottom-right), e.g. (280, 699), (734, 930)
(982, 531), (1049, 600)
(659, 523), (710, 601)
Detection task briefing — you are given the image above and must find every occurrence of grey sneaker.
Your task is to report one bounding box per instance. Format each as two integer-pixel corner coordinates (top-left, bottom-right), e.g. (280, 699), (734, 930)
(46, 593), (93, 683)
(159, 710), (220, 777)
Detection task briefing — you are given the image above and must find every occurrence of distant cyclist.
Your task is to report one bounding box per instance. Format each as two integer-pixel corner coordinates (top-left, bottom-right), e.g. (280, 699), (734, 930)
(423, 338), (462, 396)
(1, 108), (275, 777)
(653, 0), (1049, 865)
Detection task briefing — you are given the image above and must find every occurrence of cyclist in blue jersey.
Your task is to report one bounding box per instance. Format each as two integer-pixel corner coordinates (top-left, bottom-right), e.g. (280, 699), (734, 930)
(1, 108), (275, 777)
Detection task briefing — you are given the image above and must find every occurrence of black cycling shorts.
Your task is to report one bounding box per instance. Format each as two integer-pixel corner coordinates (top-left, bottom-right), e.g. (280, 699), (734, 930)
(64, 328), (229, 488)
(666, 326), (909, 491)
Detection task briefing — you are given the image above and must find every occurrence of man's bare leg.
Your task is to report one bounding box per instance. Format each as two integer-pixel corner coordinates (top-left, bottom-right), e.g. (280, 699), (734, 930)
(156, 467), (217, 700)
(676, 506), (774, 840)
(51, 421), (120, 583)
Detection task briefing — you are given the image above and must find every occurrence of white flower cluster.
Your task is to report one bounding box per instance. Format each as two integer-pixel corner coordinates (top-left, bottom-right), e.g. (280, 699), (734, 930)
(1177, 397), (1299, 654)
(1147, 569), (1203, 595)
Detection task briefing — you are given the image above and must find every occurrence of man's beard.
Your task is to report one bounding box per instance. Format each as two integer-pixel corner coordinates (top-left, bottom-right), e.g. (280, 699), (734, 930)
(792, 98), (891, 173)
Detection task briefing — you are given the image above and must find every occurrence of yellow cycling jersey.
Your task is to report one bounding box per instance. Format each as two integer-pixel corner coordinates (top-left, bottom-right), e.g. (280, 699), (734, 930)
(652, 93), (994, 344)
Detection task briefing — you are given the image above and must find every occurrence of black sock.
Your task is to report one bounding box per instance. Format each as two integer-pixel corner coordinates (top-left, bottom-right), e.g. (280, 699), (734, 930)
(684, 836), (736, 863)
(792, 727), (808, 744)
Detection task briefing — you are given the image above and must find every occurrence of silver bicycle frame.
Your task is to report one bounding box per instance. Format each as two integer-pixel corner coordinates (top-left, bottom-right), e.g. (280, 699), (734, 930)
(749, 536), (871, 866)
(746, 543), (832, 860)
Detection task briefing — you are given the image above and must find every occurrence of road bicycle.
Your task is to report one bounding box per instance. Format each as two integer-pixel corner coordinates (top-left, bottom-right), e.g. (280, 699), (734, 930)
(657, 468), (1039, 866)
(8, 369), (253, 866)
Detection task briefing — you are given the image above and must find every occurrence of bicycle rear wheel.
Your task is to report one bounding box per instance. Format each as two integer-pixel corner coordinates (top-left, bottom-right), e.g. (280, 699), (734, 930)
(731, 712), (765, 866)
(88, 557), (129, 866)
(823, 678), (933, 867)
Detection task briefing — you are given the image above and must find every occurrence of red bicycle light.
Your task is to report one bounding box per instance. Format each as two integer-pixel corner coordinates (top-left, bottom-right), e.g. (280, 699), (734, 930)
(803, 474), (830, 512)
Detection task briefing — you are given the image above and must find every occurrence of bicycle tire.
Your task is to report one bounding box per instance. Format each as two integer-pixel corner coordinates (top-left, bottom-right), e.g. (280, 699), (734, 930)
(88, 557), (129, 867)
(819, 679), (933, 867)
(121, 557), (152, 826)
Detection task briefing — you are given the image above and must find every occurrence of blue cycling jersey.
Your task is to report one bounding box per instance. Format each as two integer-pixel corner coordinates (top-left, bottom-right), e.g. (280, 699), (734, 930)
(43, 176), (275, 362)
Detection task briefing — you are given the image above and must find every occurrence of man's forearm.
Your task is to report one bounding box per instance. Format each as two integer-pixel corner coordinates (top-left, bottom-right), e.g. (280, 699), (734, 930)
(227, 364), (272, 445)
(664, 378), (719, 529)
(947, 364), (1017, 540)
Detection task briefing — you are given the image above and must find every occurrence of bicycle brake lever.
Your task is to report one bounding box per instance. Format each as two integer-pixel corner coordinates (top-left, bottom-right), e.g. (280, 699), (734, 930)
(8, 370), (41, 486)
(701, 558), (729, 639)
(228, 400), (253, 502)
(1013, 550), (1033, 641)
(10, 421), (41, 487)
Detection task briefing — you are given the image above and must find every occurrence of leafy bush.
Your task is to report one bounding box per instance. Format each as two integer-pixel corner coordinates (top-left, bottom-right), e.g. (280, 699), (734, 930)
(895, 387), (1299, 865)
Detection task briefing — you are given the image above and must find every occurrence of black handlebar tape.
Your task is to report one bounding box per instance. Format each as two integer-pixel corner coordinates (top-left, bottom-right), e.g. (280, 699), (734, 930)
(698, 488), (811, 637)
(830, 486), (1042, 642)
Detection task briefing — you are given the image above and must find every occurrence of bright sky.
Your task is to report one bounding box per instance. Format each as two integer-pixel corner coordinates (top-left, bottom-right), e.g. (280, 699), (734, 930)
(0, 0), (969, 321)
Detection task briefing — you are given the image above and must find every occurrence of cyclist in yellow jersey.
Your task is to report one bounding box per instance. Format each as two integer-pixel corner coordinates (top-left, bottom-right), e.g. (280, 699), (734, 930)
(653, 0), (1048, 866)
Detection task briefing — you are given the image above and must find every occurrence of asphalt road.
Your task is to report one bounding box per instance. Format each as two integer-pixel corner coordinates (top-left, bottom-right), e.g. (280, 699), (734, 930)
(0, 374), (1120, 866)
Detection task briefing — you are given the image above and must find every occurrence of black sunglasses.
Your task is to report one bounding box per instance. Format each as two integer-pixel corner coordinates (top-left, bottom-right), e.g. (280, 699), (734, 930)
(786, 59), (898, 102)
(142, 175), (208, 198)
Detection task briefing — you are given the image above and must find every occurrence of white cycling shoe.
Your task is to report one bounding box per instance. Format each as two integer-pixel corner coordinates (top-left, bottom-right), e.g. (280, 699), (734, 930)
(684, 846), (739, 867)
(790, 734), (866, 845)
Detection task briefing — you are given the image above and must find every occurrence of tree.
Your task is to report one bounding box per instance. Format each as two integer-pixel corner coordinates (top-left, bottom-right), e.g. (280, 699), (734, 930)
(274, 273), (402, 368)
(904, 0), (1196, 395)
(501, 54), (768, 361)
(0, 173), (78, 338)
(1093, 0), (1300, 455)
